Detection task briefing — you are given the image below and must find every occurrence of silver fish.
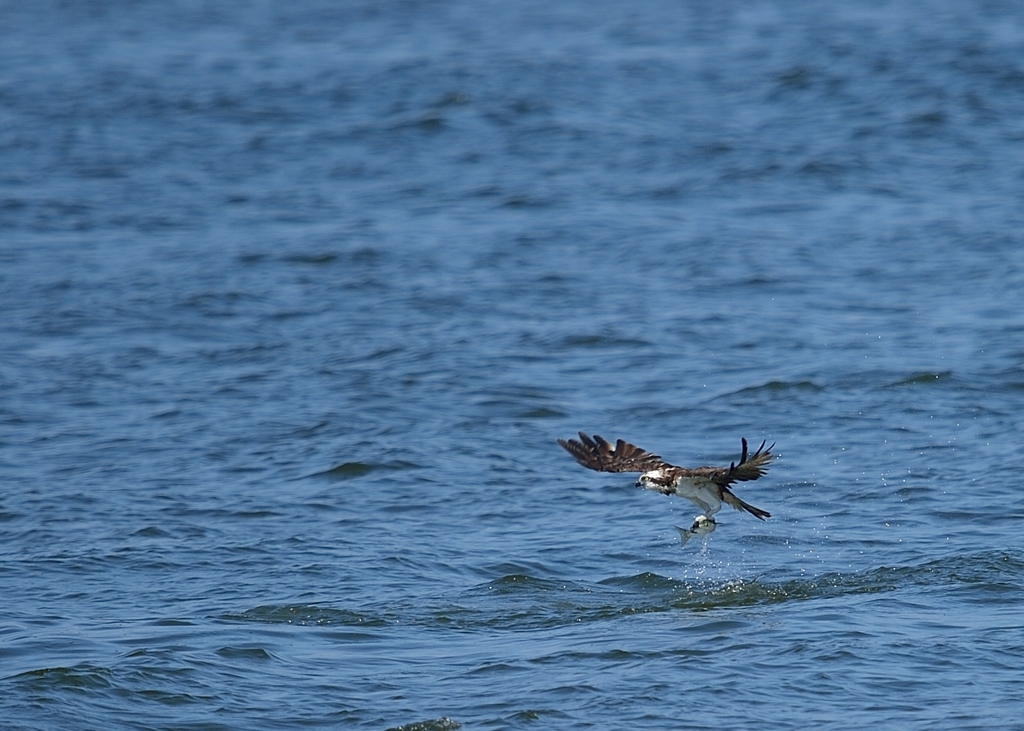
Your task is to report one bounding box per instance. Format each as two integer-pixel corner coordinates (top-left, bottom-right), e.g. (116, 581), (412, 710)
(675, 515), (717, 546)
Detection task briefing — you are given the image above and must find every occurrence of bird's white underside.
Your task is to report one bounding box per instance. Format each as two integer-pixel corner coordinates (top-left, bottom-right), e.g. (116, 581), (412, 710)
(638, 470), (723, 517)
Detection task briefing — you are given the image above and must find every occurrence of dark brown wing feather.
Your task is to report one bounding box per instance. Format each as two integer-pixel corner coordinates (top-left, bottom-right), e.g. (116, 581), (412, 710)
(679, 438), (774, 488)
(673, 439), (774, 519)
(722, 438), (774, 485)
(557, 432), (669, 473)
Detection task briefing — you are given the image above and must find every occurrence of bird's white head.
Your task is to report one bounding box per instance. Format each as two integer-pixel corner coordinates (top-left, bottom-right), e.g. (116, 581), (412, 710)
(635, 470), (665, 489)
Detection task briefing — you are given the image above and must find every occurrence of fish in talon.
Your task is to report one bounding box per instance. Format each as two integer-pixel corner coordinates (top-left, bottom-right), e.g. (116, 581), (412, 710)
(676, 515), (717, 545)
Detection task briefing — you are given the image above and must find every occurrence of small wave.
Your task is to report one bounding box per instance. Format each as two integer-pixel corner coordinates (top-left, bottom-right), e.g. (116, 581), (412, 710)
(220, 604), (387, 627)
(281, 252), (339, 265)
(215, 646), (273, 660)
(277, 248), (383, 268)
(486, 573), (582, 594)
(131, 526), (170, 537)
(10, 664), (113, 689)
(385, 718), (461, 731)
(598, 571), (680, 590)
(500, 193), (557, 209)
(560, 333), (653, 349)
(595, 573), (795, 612)
(317, 462), (374, 479)
(728, 380), (825, 397)
(520, 406), (567, 419)
(311, 461), (418, 480)
(888, 370), (957, 387)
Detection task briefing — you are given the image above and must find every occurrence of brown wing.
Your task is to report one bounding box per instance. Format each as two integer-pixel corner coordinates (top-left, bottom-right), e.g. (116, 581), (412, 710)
(557, 432), (669, 473)
(684, 438), (774, 488)
(677, 439), (775, 520)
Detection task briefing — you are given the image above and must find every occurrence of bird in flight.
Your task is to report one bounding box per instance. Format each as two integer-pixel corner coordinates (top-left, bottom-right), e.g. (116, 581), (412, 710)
(557, 433), (774, 544)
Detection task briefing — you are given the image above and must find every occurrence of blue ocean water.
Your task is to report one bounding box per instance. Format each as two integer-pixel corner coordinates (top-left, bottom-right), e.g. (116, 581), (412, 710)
(3, 1), (1024, 729)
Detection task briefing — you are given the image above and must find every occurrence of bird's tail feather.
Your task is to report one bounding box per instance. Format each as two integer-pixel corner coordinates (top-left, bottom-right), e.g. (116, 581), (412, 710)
(723, 489), (771, 520)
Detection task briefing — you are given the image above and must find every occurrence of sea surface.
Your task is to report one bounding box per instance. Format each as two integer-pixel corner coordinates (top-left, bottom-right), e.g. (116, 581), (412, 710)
(3, 1), (1024, 729)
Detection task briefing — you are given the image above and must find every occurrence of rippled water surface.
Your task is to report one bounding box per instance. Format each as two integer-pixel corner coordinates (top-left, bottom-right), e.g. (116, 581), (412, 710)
(4, 1), (1024, 729)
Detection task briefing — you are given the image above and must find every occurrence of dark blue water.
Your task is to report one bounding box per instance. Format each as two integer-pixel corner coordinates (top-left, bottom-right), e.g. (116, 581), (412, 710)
(4, 1), (1024, 729)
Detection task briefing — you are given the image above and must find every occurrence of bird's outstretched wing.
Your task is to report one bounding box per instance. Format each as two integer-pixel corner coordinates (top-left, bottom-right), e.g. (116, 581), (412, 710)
(672, 439), (775, 520)
(557, 432), (669, 473)
(682, 439), (774, 486)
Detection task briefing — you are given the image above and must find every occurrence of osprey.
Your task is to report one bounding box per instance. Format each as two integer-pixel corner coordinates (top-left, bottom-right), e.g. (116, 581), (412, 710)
(558, 433), (774, 543)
